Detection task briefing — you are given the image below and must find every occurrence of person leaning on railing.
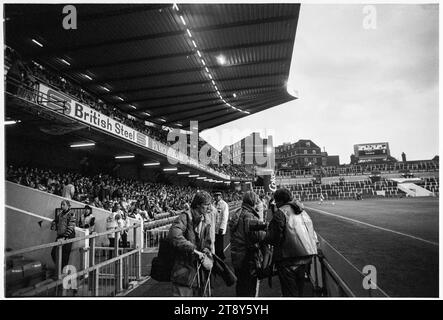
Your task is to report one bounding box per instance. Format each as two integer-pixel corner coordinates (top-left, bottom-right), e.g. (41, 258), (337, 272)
(168, 191), (214, 297)
(50, 200), (76, 272)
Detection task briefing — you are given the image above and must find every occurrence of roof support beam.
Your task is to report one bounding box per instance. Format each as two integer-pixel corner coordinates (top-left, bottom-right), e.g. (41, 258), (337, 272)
(90, 58), (290, 84)
(137, 97), (222, 111)
(167, 93), (289, 124)
(153, 101), (226, 118)
(65, 39), (293, 72)
(34, 14), (298, 58)
(198, 96), (293, 126)
(108, 72), (287, 96)
(122, 84), (283, 104)
(6, 5), (172, 34)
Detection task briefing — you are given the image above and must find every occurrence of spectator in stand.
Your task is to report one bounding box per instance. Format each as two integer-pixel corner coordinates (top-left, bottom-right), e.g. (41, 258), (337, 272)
(147, 199), (162, 219)
(106, 209), (118, 259)
(79, 205), (96, 234)
(120, 197), (129, 213)
(6, 165), (244, 218)
(50, 200), (76, 271)
(62, 177), (75, 200)
(92, 196), (103, 209)
(132, 204), (145, 223)
(139, 204), (149, 221)
(118, 212), (130, 248)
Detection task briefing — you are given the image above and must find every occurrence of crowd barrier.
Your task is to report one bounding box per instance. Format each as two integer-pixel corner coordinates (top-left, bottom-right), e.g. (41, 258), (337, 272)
(309, 235), (389, 297)
(143, 201), (242, 250)
(5, 223), (143, 297)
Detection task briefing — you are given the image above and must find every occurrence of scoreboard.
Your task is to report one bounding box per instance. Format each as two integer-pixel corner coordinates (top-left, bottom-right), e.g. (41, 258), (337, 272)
(354, 143), (390, 161)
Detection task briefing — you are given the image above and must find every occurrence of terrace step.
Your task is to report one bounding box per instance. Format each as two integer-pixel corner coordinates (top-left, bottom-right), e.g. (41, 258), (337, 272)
(397, 183), (435, 197)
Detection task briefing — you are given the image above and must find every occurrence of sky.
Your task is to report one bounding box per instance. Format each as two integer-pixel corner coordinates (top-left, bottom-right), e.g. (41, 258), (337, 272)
(200, 4), (439, 164)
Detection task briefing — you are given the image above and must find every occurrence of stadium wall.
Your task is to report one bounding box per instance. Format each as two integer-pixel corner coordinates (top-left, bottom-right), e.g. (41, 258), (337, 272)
(5, 182), (142, 267)
(5, 206), (87, 271)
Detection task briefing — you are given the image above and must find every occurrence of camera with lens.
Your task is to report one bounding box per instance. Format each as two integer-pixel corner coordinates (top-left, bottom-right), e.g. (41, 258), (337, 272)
(247, 219), (268, 232)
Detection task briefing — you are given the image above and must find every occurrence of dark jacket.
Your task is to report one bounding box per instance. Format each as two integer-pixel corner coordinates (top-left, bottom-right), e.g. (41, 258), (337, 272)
(54, 209), (76, 239)
(230, 203), (266, 270)
(168, 210), (212, 287)
(265, 200), (314, 266)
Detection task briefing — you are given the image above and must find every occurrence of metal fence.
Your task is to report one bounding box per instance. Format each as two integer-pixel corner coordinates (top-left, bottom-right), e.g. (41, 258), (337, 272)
(143, 229), (170, 251)
(308, 235), (389, 297)
(142, 202), (242, 250)
(5, 224), (142, 297)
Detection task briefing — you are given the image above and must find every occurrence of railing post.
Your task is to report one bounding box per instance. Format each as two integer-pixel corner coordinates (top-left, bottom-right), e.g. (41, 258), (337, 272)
(116, 258), (123, 293)
(319, 256), (328, 296)
(114, 231), (121, 295)
(114, 231), (120, 257)
(57, 243), (63, 280)
(136, 250), (142, 280)
(133, 225), (137, 249)
(94, 267), (100, 297)
(89, 237), (96, 296)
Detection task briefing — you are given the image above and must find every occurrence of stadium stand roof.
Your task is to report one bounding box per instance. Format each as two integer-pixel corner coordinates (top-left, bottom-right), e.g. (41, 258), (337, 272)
(5, 3), (300, 131)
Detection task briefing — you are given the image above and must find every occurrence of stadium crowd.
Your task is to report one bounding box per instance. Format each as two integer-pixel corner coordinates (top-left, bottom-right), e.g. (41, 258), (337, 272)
(6, 165), (242, 222)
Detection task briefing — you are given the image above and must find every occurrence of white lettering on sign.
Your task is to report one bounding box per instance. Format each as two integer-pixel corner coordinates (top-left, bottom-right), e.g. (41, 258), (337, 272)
(37, 83), (230, 180)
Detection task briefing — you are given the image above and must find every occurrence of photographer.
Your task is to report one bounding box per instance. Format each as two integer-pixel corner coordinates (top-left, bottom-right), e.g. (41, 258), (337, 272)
(230, 191), (266, 297)
(264, 188), (318, 297)
(168, 191), (214, 297)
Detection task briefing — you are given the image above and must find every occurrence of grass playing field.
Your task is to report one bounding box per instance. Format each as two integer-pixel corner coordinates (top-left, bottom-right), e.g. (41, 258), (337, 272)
(129, 197), (438, 297)
(304, 197), (439, 297)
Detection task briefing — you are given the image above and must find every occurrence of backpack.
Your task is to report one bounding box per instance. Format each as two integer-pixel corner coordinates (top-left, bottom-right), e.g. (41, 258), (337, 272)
(150, 212), (189, 282)
(280, 204), (318, 258)
(252, 244), (276, 280)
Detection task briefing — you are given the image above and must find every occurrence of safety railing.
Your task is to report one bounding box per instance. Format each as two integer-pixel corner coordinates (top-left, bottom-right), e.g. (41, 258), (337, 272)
(144, 216), (178, 231)
(5, 223), (142, 297)
(142, 201), (242, 250)
(308, 235), (389, 297)
(143, 229), (169, 251)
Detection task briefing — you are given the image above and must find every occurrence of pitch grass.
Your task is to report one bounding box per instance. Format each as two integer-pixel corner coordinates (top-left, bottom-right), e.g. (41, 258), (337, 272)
(305, 197), (439, 297)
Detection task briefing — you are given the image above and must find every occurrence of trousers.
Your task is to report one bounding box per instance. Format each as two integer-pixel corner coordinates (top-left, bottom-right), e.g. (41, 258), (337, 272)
(234, 259), (259, 297)
(215, 233), (225, 260)
(277, 263), (308, 297)
(51, 237), (73, 271)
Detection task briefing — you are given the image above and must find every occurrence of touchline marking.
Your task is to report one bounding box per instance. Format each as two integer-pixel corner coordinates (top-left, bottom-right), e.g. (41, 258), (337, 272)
(305, 206), (438, 246)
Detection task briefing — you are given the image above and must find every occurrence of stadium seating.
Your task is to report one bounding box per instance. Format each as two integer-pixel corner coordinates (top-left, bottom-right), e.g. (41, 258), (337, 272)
(416, 177), (439, 195)
(277, 161), (439, 179)
(282, 178), (412, 201)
